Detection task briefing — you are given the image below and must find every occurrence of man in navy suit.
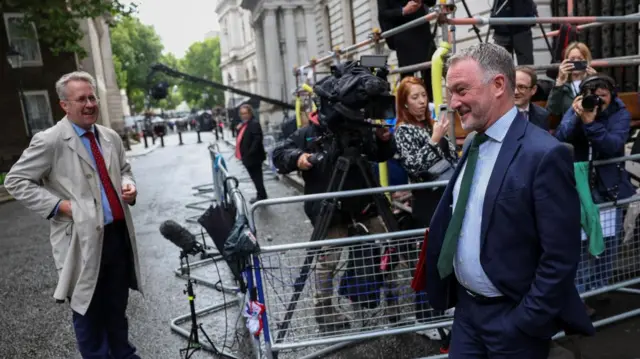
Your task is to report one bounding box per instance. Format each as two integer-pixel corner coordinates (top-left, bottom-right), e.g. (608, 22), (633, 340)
(425, 43), (594, 358)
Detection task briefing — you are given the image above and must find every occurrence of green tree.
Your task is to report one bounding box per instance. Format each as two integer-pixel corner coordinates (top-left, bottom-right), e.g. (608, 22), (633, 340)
(111, 16), (163, 112)
(0, 0), (137, 57)
(179, 37), (224, 109)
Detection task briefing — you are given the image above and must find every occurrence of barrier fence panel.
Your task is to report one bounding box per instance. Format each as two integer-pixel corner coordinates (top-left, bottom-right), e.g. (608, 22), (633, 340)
(169, 143), (265, 359)
(247, 156), (640, 358)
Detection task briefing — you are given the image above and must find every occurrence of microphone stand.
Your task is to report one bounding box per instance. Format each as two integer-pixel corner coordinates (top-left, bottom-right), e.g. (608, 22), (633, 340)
(178, 251), (231, 359)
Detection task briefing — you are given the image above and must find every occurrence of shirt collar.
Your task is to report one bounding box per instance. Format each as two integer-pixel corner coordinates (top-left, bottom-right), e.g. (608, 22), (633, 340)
(484, 106), (518, 143)
(71, 122), (96, 138)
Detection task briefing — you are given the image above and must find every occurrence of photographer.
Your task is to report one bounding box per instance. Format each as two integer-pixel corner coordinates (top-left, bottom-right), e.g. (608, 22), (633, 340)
(555, 74), (634, 308)
(272, 112), (395, 331)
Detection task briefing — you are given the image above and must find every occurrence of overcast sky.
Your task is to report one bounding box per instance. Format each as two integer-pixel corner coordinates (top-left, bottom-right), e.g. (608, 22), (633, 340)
(135, 0), (220, 58)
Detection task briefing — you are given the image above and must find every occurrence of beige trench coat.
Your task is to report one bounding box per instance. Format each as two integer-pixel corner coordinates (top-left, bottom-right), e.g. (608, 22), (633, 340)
(4, 117), (142, 315)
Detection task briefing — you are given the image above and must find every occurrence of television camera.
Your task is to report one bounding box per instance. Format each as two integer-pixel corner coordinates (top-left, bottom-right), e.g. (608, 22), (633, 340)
(313, 55), (396, 137)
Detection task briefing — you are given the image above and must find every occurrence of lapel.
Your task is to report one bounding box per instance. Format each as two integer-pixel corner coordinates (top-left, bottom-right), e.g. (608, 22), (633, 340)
(480, 113), (528, 246)
(96, 125), (113, 171)
(62, 117), (95, 172)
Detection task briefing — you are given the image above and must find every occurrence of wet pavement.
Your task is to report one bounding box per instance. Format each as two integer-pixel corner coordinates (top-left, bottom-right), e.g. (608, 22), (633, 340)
(1, 130), (640, 359)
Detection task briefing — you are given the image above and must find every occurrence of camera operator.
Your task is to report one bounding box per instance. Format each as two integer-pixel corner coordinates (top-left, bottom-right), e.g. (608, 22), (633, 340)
(272, 112), (395, 331)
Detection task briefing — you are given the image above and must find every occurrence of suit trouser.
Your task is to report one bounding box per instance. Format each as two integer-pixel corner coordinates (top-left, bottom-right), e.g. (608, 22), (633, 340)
(449, 285), (550, 359)
(245, 163), (268, 200)
(72, 220), (139, 359)
(493, 30), (534, 66)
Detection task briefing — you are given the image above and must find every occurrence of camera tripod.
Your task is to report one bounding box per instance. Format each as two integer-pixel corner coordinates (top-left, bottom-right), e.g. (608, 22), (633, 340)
(178, 251), (234, 359)
(275, 141), (401, 343)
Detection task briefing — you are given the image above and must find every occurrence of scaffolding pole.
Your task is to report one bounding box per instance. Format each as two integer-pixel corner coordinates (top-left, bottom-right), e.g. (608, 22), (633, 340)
(294, 11), (440, 72)
(529, 55), (640, 71)
(448, 15), (640, 26)
(534, 12), (640, 39)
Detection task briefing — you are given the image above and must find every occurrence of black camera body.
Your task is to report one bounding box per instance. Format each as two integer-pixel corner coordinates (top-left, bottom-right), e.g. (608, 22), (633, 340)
(579, 74), (616, 112)
(313, 55), (396, 134)
(581, 93), (603, 112)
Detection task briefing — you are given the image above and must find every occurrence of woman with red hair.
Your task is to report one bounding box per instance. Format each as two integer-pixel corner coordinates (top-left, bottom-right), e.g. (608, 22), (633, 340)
(394, 76), (457, 228)
(395, 76), (457, 337)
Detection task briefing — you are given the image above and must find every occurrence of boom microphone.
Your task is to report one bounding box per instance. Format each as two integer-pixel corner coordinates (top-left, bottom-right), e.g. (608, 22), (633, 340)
(159, 220), (204, 255)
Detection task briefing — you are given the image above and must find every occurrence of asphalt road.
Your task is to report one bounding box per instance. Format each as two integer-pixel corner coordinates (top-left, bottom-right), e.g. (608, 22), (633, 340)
(1, 130), (640, 359)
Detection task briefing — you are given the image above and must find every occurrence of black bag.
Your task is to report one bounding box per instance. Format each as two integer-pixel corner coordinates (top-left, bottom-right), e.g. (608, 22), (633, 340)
(198, 177), (241, 280)
(224, 214), (260, 262)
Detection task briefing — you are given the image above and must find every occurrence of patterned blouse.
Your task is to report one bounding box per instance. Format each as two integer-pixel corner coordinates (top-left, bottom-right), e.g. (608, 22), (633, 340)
(395, 123), (458, 179)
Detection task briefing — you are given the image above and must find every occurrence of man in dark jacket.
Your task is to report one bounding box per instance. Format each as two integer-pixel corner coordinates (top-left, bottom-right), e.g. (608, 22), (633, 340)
(515, 66), (550, 131)
(237, 104), (268, 203)
(378, 0), (436, 100)
(272, 115), (395, 330)
(491, 0), (536, 65)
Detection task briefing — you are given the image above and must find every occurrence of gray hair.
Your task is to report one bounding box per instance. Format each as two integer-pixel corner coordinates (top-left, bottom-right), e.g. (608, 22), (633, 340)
(55, 71), (97, 100)
(239, 104), (254, 116)
(446, 43), (516, 92)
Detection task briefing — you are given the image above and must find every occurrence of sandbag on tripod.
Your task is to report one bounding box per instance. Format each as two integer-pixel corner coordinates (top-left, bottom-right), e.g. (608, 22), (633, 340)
(338, 243), (384, 309)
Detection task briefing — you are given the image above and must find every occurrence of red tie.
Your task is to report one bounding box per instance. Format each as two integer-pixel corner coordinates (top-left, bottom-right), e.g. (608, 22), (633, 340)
(84, 131), (125, 221)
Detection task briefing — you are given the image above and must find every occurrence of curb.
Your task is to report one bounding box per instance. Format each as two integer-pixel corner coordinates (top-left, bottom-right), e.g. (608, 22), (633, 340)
(0, 185), (14, 204)
(222, 133), (303, 190)
(126, 142), (160, 158)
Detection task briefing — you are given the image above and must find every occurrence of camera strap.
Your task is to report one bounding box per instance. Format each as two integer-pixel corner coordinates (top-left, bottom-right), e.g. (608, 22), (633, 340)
(588, 142), (621, 204)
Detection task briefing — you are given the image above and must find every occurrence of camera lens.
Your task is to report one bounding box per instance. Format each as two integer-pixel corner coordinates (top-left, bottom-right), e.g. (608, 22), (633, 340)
(581, 94), (599, 112)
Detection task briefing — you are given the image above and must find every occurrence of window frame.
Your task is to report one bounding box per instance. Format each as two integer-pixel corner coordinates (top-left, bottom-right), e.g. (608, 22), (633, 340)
(3, 13), (44, 67)
(21, 90), (54, 136)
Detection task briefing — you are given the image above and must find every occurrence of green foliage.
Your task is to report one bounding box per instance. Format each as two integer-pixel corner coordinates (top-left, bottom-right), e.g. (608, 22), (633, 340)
(179, 37), (224, 110)
(111, 16), (163, 112)
(0, 0), (137, 57)
(0, 172), (6, 186)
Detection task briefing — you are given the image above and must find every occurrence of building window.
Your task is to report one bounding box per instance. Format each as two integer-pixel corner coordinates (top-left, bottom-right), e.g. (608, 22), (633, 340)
(22, 90), (54, 134)
(3, 13), (43, 66)
(323, 4), (333, 51)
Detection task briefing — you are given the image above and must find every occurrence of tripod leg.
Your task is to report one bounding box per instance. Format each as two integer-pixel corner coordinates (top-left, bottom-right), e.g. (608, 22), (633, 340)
(275, 157), (352, 343)
(354, 157), (399, 232)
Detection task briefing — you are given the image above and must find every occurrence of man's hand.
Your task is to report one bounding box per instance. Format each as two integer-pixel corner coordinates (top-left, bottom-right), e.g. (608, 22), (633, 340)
(59, 200), (72, 217)
(376, 127), (392, 142)
(122, 183), (137, 205)
(572, 95), (597, 124)
(296, 153), (313, 170)
(402, 0), (421, 15)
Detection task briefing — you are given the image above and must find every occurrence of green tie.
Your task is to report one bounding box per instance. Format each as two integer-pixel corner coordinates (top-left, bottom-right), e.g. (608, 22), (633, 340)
(437, 133), (489, 279)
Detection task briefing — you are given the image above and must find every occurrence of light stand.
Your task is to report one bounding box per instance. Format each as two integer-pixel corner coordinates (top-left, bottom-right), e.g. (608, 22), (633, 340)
(6, 46), (33, 138)
(178, 251), (231, 359)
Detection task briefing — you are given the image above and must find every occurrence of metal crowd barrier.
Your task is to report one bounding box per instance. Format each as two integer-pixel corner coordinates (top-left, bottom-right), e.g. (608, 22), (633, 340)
(245, 154), (640, 359)
(169, 143), (264, 358)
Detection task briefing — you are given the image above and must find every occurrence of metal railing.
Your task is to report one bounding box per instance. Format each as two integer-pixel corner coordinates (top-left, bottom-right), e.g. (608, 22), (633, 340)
(169, 142), (264, 359)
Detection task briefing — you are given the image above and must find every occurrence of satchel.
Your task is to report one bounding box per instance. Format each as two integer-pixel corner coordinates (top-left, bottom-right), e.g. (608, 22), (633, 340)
(420, 137), (457, 182)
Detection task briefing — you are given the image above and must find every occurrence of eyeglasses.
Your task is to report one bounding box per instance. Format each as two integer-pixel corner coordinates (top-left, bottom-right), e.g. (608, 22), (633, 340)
(67, 96), (100, 105)
(516, 85), (534, 92)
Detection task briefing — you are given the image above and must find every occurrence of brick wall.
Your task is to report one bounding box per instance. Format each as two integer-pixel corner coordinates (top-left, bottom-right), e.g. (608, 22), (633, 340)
(0, 12), (77, 171)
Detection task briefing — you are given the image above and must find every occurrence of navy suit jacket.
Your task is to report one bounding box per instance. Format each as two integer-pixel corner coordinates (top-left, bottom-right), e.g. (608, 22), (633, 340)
(426, 112), (595, 339)
(528, 102), (550, 131)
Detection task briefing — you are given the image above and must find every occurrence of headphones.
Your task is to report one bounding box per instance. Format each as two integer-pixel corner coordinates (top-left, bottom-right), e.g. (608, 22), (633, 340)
(580, 74), (618, 98)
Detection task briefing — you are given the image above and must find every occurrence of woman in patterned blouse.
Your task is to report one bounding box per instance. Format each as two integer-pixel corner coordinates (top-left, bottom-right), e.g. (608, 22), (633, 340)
(394, 76), (458, 228)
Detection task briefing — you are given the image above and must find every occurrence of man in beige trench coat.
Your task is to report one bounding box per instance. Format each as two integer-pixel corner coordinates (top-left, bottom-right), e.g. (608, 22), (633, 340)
(4, 71), (142, 359)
